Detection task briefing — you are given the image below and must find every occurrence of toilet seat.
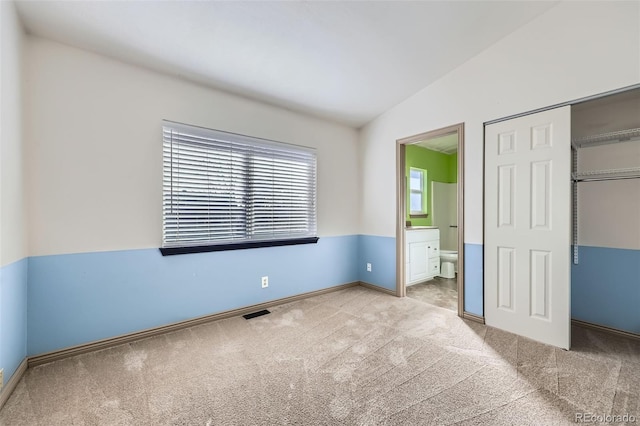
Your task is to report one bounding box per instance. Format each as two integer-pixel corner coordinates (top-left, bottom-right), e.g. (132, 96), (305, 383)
(440, 250), (458, 260)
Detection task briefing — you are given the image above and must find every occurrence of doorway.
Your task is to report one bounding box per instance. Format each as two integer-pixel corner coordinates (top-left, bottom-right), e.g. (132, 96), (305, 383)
(396, 123), (465, 317)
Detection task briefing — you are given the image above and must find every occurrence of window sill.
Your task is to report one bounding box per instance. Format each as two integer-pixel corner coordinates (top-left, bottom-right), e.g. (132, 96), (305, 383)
(409, 214), (429, 218)
(159, 237), (319, 256)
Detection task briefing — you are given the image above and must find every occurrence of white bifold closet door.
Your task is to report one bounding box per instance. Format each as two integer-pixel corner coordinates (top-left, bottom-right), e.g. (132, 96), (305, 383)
(484, 106), (571, 350)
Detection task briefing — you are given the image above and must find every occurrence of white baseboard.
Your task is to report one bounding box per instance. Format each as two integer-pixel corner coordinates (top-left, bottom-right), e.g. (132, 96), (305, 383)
(572, 319), (640, 341)
(28, 281), (360, 367)
(359, 281), (397, 296)
(0, 357), (28, 411)
(462, 312), (485, 324)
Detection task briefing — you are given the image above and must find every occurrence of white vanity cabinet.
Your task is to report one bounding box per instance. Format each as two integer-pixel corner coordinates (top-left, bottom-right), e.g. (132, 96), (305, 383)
(405, 228), (440, 286)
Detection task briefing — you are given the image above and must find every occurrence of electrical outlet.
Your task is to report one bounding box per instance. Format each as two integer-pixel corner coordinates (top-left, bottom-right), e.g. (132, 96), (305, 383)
(261, 276), (269, 288)
(366, 263), (372, 272)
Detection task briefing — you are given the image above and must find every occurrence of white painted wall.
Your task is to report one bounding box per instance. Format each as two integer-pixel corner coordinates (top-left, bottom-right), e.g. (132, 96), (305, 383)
(359, 1), (640, 243)
(578, 140), (640, 250)
(0, 1), (26, 266)
(25, 37), (359, 256)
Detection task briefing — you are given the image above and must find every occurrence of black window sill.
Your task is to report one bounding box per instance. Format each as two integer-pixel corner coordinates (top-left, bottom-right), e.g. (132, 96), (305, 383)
(159, 237), (319, 256)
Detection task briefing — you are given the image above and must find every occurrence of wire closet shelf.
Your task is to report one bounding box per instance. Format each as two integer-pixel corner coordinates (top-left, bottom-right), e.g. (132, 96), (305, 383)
(571, 126), (640, 264)
(572, 127), (640, 183)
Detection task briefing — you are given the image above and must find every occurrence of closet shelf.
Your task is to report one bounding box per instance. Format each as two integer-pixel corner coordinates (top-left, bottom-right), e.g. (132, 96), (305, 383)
(572, 127), (640, 148)
(573, 166), (640, 182)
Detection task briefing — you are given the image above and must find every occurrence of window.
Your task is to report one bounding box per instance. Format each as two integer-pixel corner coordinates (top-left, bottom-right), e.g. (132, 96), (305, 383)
(409, 167), (427, 217)
(161, 121), (318, 255)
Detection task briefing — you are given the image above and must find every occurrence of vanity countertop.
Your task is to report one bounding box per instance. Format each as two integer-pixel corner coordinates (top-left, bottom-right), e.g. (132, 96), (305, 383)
(405, 226), (439, 230)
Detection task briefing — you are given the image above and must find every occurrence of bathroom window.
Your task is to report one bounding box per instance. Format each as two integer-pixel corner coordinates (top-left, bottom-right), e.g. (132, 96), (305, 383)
(409, 167), (427, 217)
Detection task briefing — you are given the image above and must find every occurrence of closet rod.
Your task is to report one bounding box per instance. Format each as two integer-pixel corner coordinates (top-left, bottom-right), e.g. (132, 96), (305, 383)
(574, 174), (640, 183)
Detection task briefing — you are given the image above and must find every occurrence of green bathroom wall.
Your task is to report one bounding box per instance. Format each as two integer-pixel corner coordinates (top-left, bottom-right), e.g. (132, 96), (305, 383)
(405, 145), (457, 226)
(448, 152), (458, 183)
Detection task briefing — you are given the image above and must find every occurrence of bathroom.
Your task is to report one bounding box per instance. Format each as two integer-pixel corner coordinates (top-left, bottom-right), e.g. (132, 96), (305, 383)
(405, 134), (459, 311)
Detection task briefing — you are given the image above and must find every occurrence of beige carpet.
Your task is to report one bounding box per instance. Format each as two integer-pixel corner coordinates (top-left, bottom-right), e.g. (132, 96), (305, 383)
(1, 286), (639, 425)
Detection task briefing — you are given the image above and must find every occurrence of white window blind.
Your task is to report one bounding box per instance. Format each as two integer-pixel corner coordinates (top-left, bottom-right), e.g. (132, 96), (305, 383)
(162, 121), (317, 249)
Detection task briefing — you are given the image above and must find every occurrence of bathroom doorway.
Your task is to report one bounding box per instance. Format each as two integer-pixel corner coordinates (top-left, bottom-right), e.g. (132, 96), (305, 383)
(396, 123), (466, 318)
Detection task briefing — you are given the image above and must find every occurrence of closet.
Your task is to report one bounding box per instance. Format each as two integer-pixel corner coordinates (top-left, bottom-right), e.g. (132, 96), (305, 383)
(484, 87), (640, 349)
(571, 88), (640, 336)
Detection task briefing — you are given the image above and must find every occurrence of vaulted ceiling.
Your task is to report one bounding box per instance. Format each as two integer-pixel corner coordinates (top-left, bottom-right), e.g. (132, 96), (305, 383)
(15, 1), (558, 128)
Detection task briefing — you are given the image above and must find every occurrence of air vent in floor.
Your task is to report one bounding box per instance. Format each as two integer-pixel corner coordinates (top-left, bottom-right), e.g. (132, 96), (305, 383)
(242, 309), (270, 320)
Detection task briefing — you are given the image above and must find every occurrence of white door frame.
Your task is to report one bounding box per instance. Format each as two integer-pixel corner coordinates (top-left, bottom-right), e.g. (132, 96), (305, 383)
(396, 123), (467, 318)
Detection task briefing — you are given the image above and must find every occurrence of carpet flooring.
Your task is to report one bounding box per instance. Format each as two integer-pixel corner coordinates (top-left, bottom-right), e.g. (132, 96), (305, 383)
(1, 286), (639, 425)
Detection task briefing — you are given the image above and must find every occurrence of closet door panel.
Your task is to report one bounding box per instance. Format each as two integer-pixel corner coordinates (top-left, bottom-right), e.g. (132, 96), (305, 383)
(485, 106), (571, 350)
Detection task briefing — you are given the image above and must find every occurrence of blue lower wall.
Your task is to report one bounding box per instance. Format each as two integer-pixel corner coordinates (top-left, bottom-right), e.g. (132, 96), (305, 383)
(358, 235), (396, 291)
(462, 244), (640, 327)
(0, 258), (28, 386)
(26, 235), (485, 357)
(27, 235), (358, 355)
(355, 236), (485, 316)
(28, 238), (638, 357)
(463, 244), (483, 316)
(572, 246), (640, 334)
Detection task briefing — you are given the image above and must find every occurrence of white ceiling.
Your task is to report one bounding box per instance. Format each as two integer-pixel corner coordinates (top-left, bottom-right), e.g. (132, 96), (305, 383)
(15, 1), (558, 128)
(416, 133), (458, 154)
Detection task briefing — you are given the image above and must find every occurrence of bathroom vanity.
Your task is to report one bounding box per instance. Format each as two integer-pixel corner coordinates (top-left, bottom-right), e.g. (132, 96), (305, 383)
(405, 227), (440, 286)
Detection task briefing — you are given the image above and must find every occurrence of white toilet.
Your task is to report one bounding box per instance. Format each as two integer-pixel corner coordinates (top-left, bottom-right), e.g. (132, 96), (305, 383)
(439, 250), (458, 279)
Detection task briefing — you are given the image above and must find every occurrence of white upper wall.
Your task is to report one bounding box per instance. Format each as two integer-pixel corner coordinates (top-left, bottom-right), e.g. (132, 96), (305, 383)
(359, 1), (640, 243)
(25, 37), (359, 257)
(0, 1), (26, 266)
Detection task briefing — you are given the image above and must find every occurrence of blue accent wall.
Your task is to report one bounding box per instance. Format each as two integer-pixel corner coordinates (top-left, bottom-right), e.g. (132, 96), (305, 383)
(27, 235), (358, 355)
(572, 246), (640, 334)
(21, 238), (640, 359)
(0, 258), (28, 386)
(358, 235), (396, 291)
(463, 244), (483, 316)
(355, 236), (485, 317)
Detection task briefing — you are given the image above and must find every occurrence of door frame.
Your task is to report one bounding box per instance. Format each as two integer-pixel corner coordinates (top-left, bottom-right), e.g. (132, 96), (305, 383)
(396, 123), (465, 317)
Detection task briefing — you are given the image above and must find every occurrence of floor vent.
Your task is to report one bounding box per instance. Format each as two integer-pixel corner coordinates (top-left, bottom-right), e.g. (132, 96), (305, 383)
(242, 309), (271, 320)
